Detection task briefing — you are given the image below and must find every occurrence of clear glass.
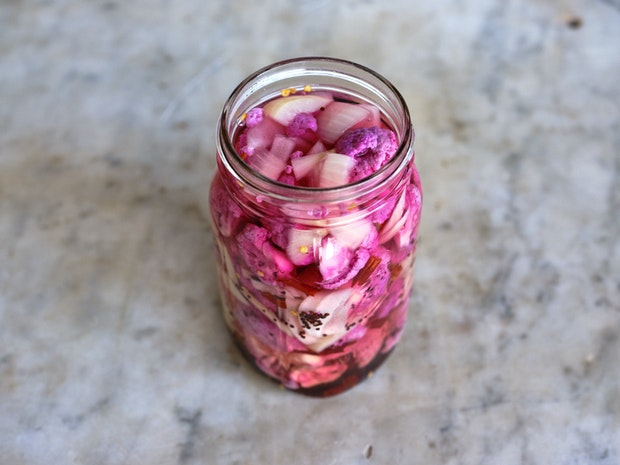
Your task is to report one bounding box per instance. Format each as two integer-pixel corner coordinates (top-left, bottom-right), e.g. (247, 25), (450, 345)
(209, 57), (422, 396)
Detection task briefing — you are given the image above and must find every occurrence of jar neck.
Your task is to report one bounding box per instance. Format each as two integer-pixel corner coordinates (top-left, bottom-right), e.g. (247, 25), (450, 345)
(215, 57), (415, 219)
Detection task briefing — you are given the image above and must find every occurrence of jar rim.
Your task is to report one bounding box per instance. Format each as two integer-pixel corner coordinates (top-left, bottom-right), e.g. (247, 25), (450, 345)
(216, 56), (414, 204)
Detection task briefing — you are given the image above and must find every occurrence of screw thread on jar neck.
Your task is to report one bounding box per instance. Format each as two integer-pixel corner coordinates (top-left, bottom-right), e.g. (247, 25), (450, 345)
(215, 57), (415, 218)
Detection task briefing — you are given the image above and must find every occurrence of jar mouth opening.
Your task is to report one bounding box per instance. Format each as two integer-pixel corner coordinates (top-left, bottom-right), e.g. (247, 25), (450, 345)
(217, 56), (414, 203)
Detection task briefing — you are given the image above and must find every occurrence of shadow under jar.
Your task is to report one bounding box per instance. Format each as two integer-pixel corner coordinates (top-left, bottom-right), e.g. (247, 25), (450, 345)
(209, 57), (422, 396)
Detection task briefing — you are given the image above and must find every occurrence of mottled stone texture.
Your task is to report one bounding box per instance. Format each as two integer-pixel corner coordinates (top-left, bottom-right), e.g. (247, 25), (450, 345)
(1, 1), (619, 464)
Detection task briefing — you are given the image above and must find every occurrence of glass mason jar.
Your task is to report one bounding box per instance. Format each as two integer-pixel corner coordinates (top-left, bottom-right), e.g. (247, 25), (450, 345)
(209, 57), (422, 396)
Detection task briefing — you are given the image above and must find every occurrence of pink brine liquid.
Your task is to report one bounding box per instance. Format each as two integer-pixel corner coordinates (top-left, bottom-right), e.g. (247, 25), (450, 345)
(209, 82), (421, 396)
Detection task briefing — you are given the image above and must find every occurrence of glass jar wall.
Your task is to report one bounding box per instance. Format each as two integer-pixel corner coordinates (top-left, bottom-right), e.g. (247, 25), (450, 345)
(209, 57), (422, 396)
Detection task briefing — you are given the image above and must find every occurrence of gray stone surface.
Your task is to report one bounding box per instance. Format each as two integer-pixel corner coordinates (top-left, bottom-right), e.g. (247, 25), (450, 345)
(1, 1), (619, 464)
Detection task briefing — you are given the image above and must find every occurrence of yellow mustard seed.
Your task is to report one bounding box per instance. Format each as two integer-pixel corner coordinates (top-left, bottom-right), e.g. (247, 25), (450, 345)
(281, 88), (291, 97)
(303, 84), (312, 93)
(299, 245), (309, 254)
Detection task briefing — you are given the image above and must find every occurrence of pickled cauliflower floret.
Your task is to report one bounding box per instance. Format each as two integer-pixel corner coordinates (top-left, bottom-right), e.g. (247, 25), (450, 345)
(236, 224), (293, 284)
(286, 112), (318, 137)
(244, 107), (264, 128)
(335, 127), (399, 182)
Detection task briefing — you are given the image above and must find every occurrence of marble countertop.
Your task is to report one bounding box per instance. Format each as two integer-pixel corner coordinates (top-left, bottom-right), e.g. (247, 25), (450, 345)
(1, 1), (619, 463)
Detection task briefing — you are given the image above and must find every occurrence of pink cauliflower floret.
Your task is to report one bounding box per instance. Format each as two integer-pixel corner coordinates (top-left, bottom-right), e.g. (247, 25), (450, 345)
(237, 224), (293, 284)
(335, 127), (381, 157)
(245, 108), (264, 128)
(335, 127), (399, 182)
(321, 247), (371, 290)
(286, 112), (318, 137)
(318, 236), (353, 282)
(262, 219), (289, 250)
(210, 179), (244, 237)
